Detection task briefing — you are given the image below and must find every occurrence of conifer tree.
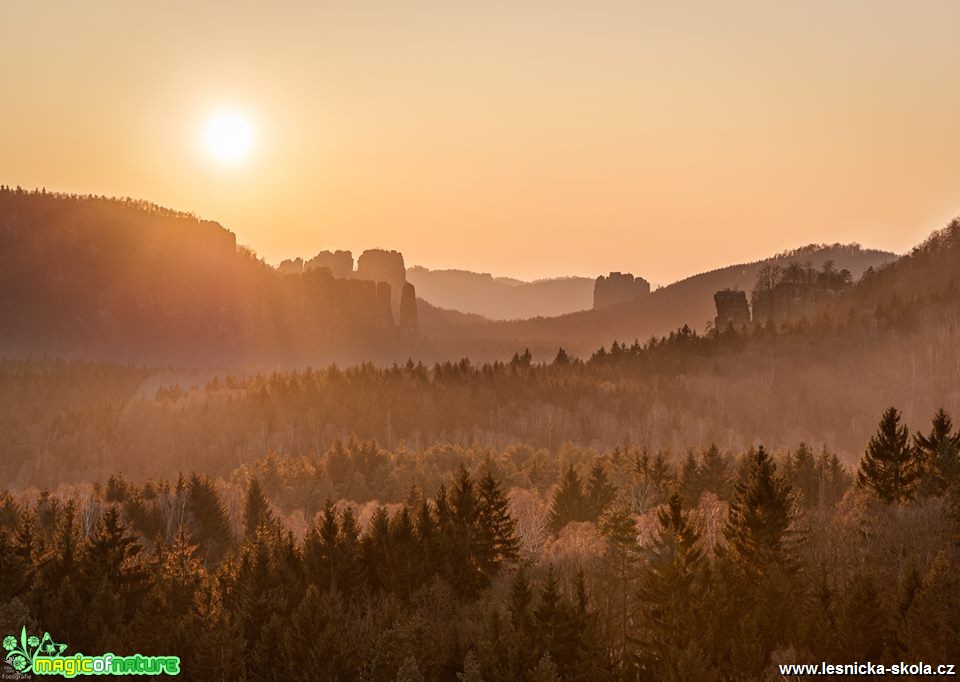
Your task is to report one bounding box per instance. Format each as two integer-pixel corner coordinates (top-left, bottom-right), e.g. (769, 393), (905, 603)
(857, 407), (921, 504)
(548, 465), (590, 533)
(678, 451), (701, 505)
(914, 408), (960, 496)
(508, 564), (537, 677)
(186, 474), (234, 565)
(477, 471), (520, 575)
(724, 446), (795, 571)
(638, 493), (704, 675)
(243, 477), (275, 538)
(303, 500), (339, 591)
(599, 504), (639, 671)
(699, 444), (731, 499)
(586, 460), (617, 520)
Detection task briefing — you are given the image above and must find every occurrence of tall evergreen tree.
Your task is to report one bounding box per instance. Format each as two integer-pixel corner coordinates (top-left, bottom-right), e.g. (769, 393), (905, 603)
(858, 407), (921, 504)
(586, 460), (617, 520)
(548, 465), (590, 533)
(186, 474), (234, 565)
(477, 472), (520, 575)
(242, 477), (275, 538)
(637, 493), (704, 677)
(914, 408), (960, 496)
(724, 446), (795, 571)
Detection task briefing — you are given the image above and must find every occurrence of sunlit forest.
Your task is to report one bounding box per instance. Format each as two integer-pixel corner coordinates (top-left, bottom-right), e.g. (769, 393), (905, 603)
(1, 410), (958, 680)
(1, 217), (959, 679)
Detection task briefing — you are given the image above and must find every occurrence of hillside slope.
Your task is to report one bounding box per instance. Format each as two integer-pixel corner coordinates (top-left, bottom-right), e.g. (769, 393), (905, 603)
(406, 266), (594, 320)
(422, 243), (896, 357)
(0, 188), (417, 365)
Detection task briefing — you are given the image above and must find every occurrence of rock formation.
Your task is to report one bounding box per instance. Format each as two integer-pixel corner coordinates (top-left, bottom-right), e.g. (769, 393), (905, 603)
(399, 282), (419, 337)
(713, 289), (751, 330)
(306, 250), (354, 279)
(593, 272), (651, 310)
(357, 249), (407, 314)
(375, 281), (394, 327)
(277, 257), (304, 274)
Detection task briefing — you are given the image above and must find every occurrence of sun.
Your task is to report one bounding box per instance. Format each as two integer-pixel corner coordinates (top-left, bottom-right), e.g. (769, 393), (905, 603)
(203, 111), (254, 163)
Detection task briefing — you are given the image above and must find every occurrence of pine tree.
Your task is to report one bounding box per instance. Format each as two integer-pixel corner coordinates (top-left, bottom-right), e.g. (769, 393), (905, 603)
(186, 474), (234, 565)
(637, 493), (704, 676)
(700, 444), (731, 499)
(508, 565), (537, 677)
(477, 471), (520, 577)
(857, 407), (921, 504)
(586, 460), (617, 520)
(678, 451), (701, 505)
(303, 500), (339, 591)
(534, 567), (582, 676)
(914, 408), (960, 497)
(724, 446), (795, 572)
(243, 477), (275, 538)
(598, 504), (639, 672)
(548, 465), (590, 533)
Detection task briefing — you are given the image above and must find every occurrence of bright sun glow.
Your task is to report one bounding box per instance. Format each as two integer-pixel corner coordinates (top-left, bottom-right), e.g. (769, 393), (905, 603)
(203, 111), (254, 163)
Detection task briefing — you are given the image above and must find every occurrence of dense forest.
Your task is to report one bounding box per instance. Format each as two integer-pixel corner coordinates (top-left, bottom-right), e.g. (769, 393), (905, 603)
(1, 406), (958, 679)
(0, 187), (420, 366)
(2, 199), (959, 678)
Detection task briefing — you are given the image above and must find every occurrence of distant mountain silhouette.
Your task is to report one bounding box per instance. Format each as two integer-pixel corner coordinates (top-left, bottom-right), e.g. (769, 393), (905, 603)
(0, 187), (419, 365)
(422, 243), (897, 358)
(406, 266), (594, 320)
(0, 186), (906, 367)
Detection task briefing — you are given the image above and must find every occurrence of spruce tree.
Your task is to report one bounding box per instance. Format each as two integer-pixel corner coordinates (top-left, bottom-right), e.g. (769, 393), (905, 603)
(243, 478), (275, 538)
(857, 407), (921, 503)
(186, 474), (234, 565)
(914, 408), (960, 496)
(638, 493), (704, 675)
(586, 460), (617, 520)
(724, 446), (795, 571)
(477, 472), (520, 576)
(548, 465), (590, 533)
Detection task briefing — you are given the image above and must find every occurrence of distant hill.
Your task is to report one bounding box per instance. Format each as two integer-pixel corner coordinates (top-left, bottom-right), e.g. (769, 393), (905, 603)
(406, 266), (594, 320)
(0, 188), (419, 365)
(421, 243), (897, 358)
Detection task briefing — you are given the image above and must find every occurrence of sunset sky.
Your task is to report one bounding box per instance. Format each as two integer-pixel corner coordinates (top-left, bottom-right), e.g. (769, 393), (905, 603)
(3, 1), (959, 284)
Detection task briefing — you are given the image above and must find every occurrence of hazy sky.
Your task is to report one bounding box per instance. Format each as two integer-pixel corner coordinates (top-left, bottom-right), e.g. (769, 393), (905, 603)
(3, 1), (959, 283)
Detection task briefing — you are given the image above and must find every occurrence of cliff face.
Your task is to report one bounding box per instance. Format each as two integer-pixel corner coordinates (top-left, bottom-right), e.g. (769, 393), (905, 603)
(0, 189), (414, 364)
(713, 289), (751, 330)
(277, 245), (418, 335)
(356, 249), (406, 309)
(307, 250), (354, 279)
(375, 281), (394, 327)
(593, 272), (651, 310)
(399, 282), (419, 337)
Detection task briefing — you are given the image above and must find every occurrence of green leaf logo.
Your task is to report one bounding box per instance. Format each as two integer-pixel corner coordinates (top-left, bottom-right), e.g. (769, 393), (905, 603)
(3, 626), (67, 674)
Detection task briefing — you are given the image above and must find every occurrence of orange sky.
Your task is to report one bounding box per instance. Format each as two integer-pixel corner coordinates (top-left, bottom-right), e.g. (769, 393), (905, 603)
(2, 1), (959, 284)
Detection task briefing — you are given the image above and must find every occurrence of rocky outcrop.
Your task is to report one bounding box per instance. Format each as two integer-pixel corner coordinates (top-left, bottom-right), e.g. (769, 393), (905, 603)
(307, 250), (354, 279)
(713, 289), (751, 330)
(357, 249), (407, 314)
(399, 282), (419, 337)
(593, 272), (651, 310)
(278, 257), (304, 274)
(375, 281), (394, 327)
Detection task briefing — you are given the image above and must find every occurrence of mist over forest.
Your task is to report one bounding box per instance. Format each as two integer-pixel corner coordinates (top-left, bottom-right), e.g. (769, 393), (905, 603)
(2, 187), (960, 680)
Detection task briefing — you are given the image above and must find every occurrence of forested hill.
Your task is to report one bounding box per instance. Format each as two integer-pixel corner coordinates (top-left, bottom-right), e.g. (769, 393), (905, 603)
(2, 220), (957, 488)
(0, 188), (418, 365)
(423, 242), (895, 358)
(406, 266), (595, 320)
